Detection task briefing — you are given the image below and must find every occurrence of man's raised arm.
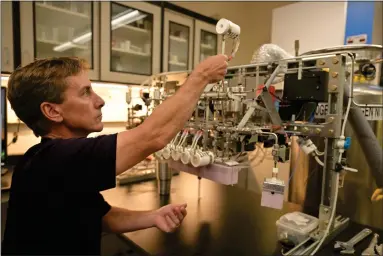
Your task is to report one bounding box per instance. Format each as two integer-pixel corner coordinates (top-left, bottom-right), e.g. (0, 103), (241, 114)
(115, 55), (228, 175)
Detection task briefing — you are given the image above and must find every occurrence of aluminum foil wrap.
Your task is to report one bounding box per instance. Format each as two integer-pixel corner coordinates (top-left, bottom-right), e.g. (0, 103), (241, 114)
(250, 43), (293, 64)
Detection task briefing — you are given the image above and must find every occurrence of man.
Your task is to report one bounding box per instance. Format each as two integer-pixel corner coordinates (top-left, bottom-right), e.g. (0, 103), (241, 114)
(2, 55), (228, 255)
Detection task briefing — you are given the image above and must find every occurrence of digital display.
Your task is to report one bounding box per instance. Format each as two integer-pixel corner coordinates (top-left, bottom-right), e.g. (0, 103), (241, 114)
(1, 86), (7, 164)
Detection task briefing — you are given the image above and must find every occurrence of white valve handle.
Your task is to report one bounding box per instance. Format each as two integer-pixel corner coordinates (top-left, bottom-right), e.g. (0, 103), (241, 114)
(216, 18), (240, 39)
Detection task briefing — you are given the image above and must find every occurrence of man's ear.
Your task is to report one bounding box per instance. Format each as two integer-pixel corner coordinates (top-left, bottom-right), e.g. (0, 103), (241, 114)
(40, 102), (63, 123)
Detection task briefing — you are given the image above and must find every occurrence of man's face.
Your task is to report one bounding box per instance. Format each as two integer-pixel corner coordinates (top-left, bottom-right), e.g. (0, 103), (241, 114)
(59, 71), (105, 136)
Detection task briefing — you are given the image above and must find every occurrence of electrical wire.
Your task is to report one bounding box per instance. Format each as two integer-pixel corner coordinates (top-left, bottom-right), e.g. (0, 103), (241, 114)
(310, 172), (340, 256)
(314, 156), (324, 167)
(315, 149), (325, 156)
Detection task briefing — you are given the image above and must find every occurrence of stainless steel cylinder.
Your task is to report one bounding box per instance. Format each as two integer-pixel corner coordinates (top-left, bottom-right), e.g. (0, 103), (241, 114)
(225, 100), (241, 112)
(156, 160), (172, 195)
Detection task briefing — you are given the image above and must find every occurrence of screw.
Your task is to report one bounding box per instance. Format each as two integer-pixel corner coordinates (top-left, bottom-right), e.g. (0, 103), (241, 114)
(319, 60), (326, 66)
(302, 127), (309, 133)
(324, 208), (329, 213)
(329, 129), (334, 135)
(328, 117), (334, 122)
(330, 84), (338, 91)
(332, 58), (339, 64)
(332, 72), (338, 78)
(315, 128), (322, 134)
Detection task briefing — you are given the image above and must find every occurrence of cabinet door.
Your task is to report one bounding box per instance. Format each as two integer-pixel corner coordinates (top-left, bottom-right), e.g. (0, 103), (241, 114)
(1, 2), (14, 73)
(163, 10), (194, 72)
(193, 20), (222, 68)
(20, 1), (100, 80)
(100, 2), (161, 84)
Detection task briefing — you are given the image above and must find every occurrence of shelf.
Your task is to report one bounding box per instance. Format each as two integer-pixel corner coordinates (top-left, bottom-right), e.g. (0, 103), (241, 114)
(170, 35), (187, 43)
(169, 61), (187, 67)
(35, 3), (90, 19)
(36, 39), (88, 51)
(112, 47), (150, 57)
(35, 3), (91, 29)
(114, 24), (150, 34)
(201, 43), (215, 50)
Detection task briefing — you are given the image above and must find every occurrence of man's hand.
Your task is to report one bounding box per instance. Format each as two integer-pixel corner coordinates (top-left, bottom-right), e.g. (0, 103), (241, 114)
(153, 203), (187, 233)
(192, 54), (228, 83)
(372, 188), (383, 202)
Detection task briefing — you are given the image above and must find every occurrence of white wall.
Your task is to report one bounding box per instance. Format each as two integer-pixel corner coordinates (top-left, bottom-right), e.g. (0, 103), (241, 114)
(271, 2), (348, 56)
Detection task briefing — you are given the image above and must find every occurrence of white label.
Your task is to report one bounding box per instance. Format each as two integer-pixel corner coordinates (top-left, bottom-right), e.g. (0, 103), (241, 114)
(346, 34), (367, 45)
(315, 103), (383, 121)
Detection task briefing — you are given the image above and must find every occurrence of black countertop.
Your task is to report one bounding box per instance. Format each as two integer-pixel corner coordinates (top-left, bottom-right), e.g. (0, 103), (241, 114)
(101, 172), (383, 256)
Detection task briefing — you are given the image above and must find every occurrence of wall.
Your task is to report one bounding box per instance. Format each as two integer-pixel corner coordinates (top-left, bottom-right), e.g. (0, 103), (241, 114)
(174, 1), (291, 66)
(271, 1), (347, 56)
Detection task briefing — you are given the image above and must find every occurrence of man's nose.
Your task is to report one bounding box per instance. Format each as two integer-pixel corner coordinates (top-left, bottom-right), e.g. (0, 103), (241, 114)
(94, 94), (105, 108)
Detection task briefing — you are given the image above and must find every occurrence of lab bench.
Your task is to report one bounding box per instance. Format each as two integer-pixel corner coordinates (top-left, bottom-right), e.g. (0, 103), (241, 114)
(101, 172), (383, 256)
(2, 169), (382, 256)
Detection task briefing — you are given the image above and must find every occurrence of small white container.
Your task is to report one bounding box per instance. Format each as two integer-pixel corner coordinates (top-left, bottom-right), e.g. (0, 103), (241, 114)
(276, 211), (319, 245)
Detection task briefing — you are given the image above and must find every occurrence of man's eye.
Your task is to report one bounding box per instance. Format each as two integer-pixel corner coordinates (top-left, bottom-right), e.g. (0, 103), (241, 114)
(84, 88), (91, 95)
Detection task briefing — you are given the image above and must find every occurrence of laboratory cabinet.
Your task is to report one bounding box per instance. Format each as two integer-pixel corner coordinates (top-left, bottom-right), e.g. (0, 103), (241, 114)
(100, 1), (161, 84)
(16, 2), (219, 84)
(163, 9), (194, 72)
(193, 19), (222, 68)
(19, 1), (100, 80)
(1, 2), (15, 73)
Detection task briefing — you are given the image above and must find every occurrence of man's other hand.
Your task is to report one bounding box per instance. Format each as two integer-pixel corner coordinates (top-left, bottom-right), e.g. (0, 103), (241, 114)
(153, 203), (187, 233)
(192, 54), (228, 83)
(372, 188), (383, 202)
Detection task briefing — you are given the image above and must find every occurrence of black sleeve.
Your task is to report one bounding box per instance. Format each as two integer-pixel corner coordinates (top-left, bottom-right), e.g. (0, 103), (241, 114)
(95, 192), (112, 217)
(45, 134), (118, 192)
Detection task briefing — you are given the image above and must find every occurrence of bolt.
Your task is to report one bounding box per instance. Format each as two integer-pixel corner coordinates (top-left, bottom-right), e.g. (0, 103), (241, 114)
(302, 127), (309, 133)
(330, 84), (338, 91)
(315, 128), (322, 134)
(332, 72), (338, 78)
(329, 129), (334, 135)
(332, 58), (339, 64)
(319, 60), (326, 66)
(328, 117), (334, 122)
(324, 208), (329, 213)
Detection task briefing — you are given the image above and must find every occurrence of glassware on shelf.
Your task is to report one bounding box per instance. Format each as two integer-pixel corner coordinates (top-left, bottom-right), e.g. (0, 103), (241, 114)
(110, 2), (153, 75)
(200, 30), (217, 62)
(34, 1), (93, 66)
(168, 21), (189, 71)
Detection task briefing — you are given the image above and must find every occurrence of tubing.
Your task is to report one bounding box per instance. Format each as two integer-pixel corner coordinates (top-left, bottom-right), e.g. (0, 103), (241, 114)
(344, 85), (383, 188)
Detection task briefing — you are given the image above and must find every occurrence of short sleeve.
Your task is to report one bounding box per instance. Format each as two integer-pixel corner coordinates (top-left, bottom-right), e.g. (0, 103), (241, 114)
(40, 134), (118, 192)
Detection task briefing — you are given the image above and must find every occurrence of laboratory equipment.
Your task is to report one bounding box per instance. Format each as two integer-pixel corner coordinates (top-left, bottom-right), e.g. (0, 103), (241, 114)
(136, 18), (383, 255)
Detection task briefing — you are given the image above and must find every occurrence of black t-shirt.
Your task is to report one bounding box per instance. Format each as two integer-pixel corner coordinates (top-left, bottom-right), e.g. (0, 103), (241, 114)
(2, 134), (118, 256)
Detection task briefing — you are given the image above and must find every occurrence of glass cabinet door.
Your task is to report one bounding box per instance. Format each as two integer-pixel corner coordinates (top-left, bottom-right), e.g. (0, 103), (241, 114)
(110, 2), (153, 75)
(34, 2), (92, 63)
(1, 2), (14, 73)
(100, 2), (161, 84)
(199, 30), (218, 62)
(194, 20), (222, 68)
(163, 10), (194, 72)
(20, 1), (100, 80)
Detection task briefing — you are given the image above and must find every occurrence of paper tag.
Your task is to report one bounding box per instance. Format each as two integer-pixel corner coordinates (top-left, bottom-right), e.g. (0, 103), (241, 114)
(261, 191), (284, 210)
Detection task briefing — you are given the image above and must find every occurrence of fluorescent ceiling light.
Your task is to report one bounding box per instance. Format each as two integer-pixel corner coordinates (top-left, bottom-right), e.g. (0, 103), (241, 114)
(72, 32), (92, 44)
(53, 10), (147, 52)
(53, 42), (75, 52)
